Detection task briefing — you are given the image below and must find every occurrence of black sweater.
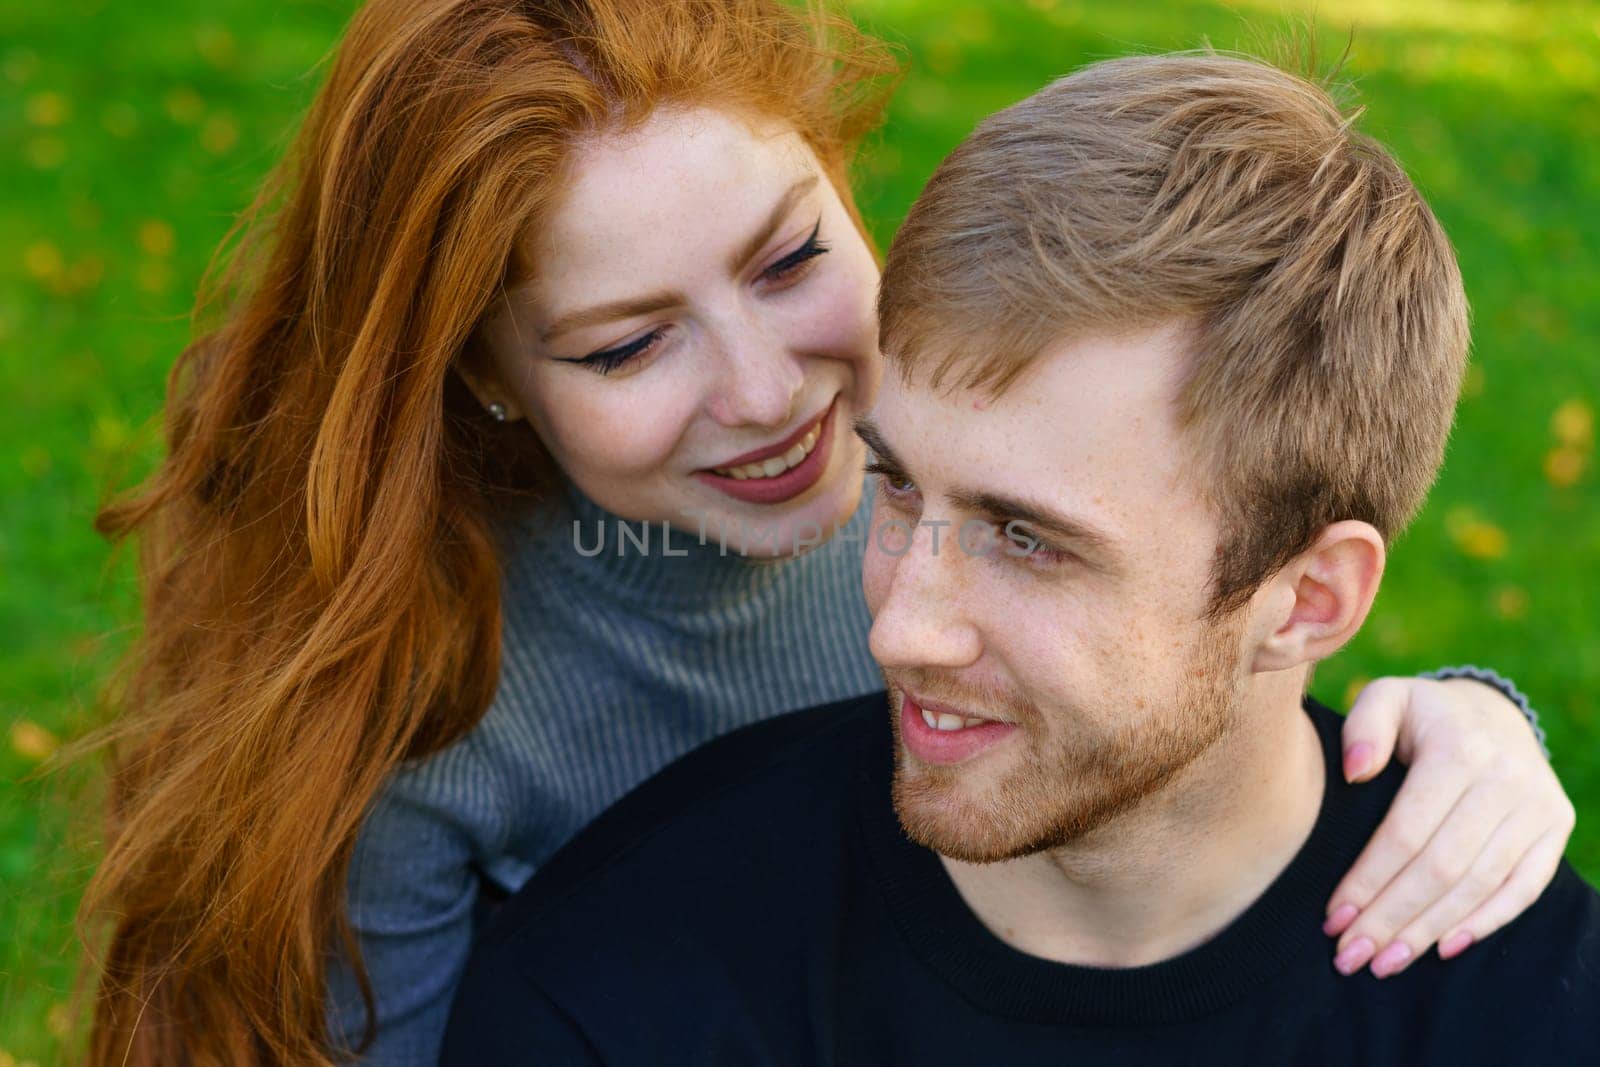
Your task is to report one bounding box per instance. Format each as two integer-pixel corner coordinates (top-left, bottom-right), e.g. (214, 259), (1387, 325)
(443, 693), (1600, 1066)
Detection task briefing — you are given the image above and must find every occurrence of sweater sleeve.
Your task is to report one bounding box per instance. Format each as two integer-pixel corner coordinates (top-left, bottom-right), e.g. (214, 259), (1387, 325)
(326, 738), (515, 1066)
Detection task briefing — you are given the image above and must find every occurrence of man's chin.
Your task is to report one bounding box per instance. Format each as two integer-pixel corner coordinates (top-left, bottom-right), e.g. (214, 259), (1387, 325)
(892, 769), (1071, 864)
(891, 757), (1155, 863)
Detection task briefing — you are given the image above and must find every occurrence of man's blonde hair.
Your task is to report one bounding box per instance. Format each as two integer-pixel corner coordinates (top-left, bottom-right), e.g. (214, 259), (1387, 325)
(878, 52), (1470, 615)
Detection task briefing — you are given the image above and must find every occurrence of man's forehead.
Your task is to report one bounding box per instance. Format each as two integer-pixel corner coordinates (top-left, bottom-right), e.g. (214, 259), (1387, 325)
(870, 325), (1196, 521)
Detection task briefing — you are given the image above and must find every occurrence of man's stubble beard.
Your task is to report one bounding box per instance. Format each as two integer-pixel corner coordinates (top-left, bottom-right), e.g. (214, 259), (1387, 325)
(890, 612), (1247, 865)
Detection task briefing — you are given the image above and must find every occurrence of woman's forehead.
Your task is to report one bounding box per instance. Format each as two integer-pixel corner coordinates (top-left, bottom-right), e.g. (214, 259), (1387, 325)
(516, 107), (825, 299)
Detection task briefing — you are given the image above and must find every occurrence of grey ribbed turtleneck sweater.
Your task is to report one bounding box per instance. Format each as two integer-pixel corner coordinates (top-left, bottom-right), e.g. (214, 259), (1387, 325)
(327, 476), (884, 1063)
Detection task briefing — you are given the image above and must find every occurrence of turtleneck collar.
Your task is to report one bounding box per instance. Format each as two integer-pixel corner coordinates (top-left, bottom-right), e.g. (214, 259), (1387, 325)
(505, 473), (875, 611)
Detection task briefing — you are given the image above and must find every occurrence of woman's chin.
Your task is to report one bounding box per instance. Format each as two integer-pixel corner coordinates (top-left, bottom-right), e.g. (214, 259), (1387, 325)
(686, 466), (864, 560)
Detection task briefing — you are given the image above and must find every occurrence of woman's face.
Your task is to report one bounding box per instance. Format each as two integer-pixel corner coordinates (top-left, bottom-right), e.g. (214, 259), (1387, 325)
(476, 106), (882, 558)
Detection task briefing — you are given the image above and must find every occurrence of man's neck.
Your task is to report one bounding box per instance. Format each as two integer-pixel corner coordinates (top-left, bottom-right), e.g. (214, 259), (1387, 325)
(940, 671), (1326, 968)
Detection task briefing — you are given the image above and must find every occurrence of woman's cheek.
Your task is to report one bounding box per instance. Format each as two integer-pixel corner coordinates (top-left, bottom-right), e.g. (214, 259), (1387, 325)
(796, 250), (879, 355)
(531, 376), (698, 481)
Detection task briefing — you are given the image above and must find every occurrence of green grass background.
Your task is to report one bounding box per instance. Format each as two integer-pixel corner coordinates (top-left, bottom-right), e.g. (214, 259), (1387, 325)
(2, 0), (1596, 1060)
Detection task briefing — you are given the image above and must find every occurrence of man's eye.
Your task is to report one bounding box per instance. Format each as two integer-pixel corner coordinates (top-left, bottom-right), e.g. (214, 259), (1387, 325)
(865, 462), (916, 498)
(1002, 521), (1072, 567)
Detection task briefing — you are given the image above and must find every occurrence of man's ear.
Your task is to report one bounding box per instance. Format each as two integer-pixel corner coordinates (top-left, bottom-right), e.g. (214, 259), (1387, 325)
(1250, 521), (1386, 672)
(455, 331), (526, 422)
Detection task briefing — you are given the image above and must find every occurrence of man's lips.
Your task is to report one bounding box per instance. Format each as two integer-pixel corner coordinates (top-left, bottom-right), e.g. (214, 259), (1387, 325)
(907, 690), (1017, 727)
(707, 400), (832, 470)
(897, 686), (1021, 766)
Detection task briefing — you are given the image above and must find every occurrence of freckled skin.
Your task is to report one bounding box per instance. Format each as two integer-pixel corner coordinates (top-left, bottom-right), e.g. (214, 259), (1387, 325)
(476, 107), (883, 558)
(861, 322), (1253, 859)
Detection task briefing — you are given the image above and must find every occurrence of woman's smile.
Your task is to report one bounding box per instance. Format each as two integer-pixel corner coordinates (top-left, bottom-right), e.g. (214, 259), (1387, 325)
(695, 395), (838, 504)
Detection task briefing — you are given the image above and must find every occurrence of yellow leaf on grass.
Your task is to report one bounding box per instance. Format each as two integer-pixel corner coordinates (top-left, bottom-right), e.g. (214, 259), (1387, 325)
(1446, 511), (1508, 560)
(1545, 446), (1587, 488)
(25, 90), (69, 126)
(23, 241), (63, 280)
(164, 86), (204, 124)
(138, 219), (175, 257)
(10, 720), (59, 762)
(201, 114), (238, 154)
(1493, 585), (1529, 620)
(1458, 523), (1508, 559)
(1551, 399), (1594, 449)
(195, 25), (237, 68)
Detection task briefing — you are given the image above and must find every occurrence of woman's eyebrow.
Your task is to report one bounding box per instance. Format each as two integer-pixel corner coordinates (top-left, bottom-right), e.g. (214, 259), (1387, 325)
(539, 174), (821, 343)
(725, 174), (820, 273)
(540, 290), (685, 342)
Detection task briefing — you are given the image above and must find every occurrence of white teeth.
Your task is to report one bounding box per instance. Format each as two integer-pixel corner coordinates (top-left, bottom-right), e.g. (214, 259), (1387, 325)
(712, 417), (824, 480)
(919, 708), (990, 732)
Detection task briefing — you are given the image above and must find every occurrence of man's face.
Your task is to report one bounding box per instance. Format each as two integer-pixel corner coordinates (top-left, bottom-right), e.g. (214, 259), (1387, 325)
(858, 322), (1253, 863)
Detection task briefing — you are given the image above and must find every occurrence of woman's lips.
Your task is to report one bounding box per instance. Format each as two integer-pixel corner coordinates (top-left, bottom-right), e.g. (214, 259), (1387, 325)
(692, 398), (838, 505)
(712, 400), (833, 470)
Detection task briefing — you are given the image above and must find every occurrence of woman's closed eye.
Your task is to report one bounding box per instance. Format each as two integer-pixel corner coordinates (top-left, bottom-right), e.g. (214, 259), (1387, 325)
(559, 219), (829, 377)
(761, 218), (828, 285)
(569, 328), (668, 376)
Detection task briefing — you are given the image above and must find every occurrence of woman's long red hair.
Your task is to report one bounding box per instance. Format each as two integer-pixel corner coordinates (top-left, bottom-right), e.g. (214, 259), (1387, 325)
(79, 1), (896, 1061)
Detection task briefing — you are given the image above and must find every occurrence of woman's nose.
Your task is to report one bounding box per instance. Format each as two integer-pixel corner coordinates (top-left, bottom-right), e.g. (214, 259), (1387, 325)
(704, 322), (806, 430)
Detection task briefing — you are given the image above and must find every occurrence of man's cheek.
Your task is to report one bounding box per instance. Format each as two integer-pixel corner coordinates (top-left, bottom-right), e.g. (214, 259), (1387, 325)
(860, 523), (894, 617)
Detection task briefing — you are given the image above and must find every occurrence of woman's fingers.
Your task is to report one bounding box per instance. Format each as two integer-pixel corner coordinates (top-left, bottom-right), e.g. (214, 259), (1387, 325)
(1328, 776), (1501, 974)
(1339, 676), (1411, 783)
(1438, 826), (1571, 957)
(1380, 810), (1548, 973)
(1324, 670), (1576, 976)
(1324, 732), (1482, 937)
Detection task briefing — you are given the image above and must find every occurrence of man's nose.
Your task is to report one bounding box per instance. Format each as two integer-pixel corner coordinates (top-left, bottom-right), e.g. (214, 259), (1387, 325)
(867, 516), (983, 673)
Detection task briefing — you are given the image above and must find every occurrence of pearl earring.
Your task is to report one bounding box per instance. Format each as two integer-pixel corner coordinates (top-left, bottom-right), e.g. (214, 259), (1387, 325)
(487, 402), (507, 423)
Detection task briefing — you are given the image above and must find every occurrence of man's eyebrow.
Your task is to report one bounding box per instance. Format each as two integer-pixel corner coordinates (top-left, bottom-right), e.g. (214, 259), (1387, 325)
(726, 174), (821, 274)
(852, 416), (906, 473)
(538, 175), (821, 344)
(854, 415), (1121, 562)
(947, 486), (1120, 561)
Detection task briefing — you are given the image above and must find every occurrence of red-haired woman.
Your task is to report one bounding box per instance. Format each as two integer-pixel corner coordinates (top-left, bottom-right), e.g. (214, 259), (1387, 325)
(82, 1), (1572, 1063)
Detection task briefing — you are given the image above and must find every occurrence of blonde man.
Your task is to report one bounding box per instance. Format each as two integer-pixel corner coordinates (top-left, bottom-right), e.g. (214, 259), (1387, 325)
(444, 54), (1599, 1066)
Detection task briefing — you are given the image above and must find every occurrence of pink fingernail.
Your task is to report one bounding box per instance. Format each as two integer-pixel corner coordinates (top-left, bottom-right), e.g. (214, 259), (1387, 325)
(1323, 903), (1359, 937)
(1439, 931), (1474, 960)
(1370, 942), (1413, 978)
(1334, 937), (1376, 976)
(1343, 742), (1374, 782)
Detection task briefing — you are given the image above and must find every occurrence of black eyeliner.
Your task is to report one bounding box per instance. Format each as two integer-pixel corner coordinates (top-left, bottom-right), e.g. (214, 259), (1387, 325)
(558, 217), (829, 376)
(764, 218), (828, 277)
(559, 329), (660, 375)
